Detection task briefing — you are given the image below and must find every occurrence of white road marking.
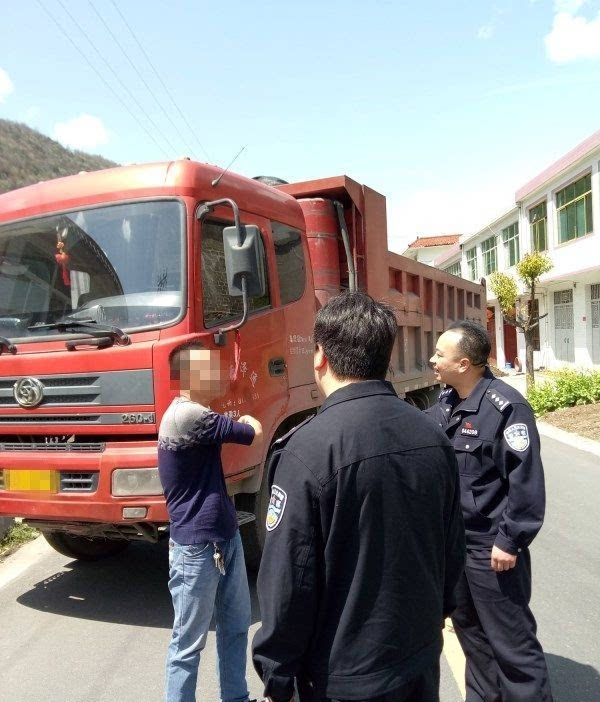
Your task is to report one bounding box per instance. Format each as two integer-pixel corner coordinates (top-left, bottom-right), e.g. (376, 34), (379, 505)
(443, 618), (466, 698)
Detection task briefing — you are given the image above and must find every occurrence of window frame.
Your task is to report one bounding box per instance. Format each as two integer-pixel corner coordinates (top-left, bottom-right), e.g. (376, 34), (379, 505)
(198, 214), (272, 330)
(481, 236), (497, 275)
(466, 246), (478, 281)
(529, 201), (547, 252)
(271, 220), (306, 305)
(528, 298), (541, 352)
(0, 197), (188, 342)
(501, 221), (520, 268)
(444, 261), (461, 277)
(555, 173), (593, 244)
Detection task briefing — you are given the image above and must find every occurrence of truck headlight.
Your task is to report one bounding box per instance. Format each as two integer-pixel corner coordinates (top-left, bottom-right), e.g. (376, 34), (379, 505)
(112, 468), (163, 497)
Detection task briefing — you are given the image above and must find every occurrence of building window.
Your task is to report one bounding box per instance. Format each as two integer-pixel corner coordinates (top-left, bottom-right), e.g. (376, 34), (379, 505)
(272, 222), (305, 305)
(444, 261), (461, 277)
(527, 298), (541, 351)
(556, 173), (593, 244)
(529, 201), (547, 251)
(466, 247), (478, 281)
(481, 236), (497, 275)
(502, 222), (520, 267)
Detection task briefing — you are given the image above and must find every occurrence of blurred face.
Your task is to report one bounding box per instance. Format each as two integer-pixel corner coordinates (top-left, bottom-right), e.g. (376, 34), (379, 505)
(176, 349), (227, 400)
(430, 330), (469, 386)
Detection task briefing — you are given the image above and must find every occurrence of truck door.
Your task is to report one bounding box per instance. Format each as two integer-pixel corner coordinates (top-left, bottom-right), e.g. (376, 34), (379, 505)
(195, 212), (288, 482)
(270, 220), (316, 390)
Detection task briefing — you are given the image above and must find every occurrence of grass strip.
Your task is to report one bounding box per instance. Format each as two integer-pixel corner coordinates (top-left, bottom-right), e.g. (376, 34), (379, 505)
(0, 520), (39, 560)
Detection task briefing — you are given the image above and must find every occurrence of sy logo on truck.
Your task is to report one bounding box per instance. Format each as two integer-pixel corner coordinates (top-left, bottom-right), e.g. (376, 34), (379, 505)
(13, 377), (44, 408)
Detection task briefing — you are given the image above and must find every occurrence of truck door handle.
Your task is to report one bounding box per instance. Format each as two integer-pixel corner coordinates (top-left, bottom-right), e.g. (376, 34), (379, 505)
(268, 357), (286, 376)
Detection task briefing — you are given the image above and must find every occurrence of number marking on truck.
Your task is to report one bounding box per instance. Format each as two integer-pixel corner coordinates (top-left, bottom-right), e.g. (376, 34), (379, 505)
(121, 413), (155, 424)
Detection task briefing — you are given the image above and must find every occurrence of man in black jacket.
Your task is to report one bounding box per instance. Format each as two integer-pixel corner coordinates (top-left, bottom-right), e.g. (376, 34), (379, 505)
(252, 292), (465, 702)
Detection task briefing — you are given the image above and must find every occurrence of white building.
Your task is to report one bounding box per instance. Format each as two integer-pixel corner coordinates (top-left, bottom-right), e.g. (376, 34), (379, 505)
(438, 130), (600, 370)
(402, 235), (460, 266)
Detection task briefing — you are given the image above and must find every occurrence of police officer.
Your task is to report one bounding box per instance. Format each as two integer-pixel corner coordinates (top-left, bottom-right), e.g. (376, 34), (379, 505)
(427, 320), (553, 702)
(252, 291), (465, 702)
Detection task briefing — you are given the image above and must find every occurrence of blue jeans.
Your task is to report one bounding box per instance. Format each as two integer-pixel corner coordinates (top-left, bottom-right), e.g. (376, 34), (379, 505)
(165, 531), (251, 702)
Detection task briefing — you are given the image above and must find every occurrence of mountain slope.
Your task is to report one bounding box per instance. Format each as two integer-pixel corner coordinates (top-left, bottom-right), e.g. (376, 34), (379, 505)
(0, 119), (117, 194)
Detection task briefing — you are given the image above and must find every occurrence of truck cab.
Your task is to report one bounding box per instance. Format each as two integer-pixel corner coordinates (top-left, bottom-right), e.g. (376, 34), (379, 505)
(0, 160), (317, 562)
(0, 160), (484, 564)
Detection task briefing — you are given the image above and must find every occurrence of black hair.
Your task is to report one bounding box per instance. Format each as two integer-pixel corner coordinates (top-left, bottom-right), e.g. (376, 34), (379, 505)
(314, 291), (397, 380)
(446, 320), (491, 367)
(169, 342), (204, 381)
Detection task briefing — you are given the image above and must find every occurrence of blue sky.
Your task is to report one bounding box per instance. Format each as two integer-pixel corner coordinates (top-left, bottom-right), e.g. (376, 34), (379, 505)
(1, 0), (600, 251)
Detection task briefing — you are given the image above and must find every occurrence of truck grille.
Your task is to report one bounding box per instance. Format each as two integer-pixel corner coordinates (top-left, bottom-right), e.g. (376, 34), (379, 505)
(0, 470), (4, 490)
(59, 472), (99, 493)
(0, 376), (100, 406)
(0, 415), (100, 423)
(0, 370), (154, 408)
(0, 440), (105, 452)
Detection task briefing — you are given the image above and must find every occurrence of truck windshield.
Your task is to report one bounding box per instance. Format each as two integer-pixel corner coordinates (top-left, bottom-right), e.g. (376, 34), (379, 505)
(0, 200), (184, 340)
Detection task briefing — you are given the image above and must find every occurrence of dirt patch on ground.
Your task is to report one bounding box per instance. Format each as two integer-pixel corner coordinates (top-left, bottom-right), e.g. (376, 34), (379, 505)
(541, 403), (600, 443)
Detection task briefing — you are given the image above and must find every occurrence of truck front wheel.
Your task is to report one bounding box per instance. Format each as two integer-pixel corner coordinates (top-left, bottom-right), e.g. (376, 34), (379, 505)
(43, 532), (129, 561)
(238, 467), (271, 572)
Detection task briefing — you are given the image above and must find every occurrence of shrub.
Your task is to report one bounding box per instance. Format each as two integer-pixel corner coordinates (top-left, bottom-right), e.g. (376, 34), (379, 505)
(527, 368), (600, 417)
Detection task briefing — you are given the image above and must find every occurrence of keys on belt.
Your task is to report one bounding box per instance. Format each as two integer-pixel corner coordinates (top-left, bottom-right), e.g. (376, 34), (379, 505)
(213, 542), (226, 575)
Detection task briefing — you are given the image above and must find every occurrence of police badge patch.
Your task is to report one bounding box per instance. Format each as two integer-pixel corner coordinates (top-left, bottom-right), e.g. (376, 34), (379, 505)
(266, 485), (287, 531)
(504, 423), (530, 452)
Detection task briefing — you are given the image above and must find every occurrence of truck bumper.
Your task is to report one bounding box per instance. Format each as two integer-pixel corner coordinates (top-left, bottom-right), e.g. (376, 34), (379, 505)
(0, 444), (169, 525)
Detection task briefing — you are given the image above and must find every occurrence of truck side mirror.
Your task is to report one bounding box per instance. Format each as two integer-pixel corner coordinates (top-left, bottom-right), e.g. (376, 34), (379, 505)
(223, 225), (266, 298)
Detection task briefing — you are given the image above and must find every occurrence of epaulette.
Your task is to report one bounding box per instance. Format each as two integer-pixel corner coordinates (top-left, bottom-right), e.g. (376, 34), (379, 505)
(267, 414), (316, 489)
(485, 389), (511, 412)
(271, 414), (315, 448)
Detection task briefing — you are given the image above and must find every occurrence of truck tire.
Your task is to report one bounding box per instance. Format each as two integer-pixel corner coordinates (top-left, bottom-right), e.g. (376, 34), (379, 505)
(238, 468), (271, 572)
(43, 532), (129, 561)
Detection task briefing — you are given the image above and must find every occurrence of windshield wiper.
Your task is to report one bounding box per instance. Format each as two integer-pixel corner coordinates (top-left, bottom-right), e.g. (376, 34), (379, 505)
(0, 336), (17, 355)
(28, 318), (130, 346)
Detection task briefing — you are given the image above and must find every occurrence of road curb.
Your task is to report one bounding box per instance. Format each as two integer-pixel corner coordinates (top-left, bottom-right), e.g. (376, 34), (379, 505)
(537, 421), (600, 458)
(0, 535), (50, 591)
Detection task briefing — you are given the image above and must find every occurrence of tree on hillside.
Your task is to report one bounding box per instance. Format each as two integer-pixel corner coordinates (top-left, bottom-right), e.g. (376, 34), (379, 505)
(490, 252), (553, 392)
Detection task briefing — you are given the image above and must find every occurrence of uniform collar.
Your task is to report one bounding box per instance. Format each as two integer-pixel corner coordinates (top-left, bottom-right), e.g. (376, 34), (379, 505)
(447, 367), (495, 413)
(319, 379), (396, 413)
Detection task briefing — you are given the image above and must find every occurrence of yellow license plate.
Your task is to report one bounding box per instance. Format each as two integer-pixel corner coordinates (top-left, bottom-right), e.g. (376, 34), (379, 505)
(4, 470), (58, 492)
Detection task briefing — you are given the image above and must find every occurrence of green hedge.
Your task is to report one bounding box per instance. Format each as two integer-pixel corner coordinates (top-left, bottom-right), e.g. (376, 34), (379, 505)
(527, 368), (600, 417)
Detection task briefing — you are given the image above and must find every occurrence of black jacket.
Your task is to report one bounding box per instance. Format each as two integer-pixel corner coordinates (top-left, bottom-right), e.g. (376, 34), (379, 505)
(426, 368), (546, 554)
(252, 380), (465, 701)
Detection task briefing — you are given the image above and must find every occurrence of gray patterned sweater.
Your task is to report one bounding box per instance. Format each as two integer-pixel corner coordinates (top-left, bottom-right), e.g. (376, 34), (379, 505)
(158, 397), (255, 544)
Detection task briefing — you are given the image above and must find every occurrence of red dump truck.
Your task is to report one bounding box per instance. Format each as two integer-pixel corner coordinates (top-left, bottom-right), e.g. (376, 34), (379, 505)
(0, 161), (484, 565)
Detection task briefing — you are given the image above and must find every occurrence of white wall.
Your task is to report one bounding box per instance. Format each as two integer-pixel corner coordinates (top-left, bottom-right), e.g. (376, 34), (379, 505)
(519, 155), (600, 369)
(410, 245), (453, 266)
(459, 149), (600, 370)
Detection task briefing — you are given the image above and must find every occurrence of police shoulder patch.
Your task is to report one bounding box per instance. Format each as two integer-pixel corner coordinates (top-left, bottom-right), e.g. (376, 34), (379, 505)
(266, 484), (287, 531)
(504, 423), (530, 452)
(486, 389), (511, 412)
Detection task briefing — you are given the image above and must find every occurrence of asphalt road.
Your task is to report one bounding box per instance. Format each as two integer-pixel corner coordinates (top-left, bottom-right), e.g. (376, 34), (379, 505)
(0, 435), (598, 702)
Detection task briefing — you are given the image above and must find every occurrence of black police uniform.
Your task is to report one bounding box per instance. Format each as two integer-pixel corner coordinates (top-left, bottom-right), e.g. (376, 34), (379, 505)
(426, 367), (553, 702)
(252, 380), (465, 702)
